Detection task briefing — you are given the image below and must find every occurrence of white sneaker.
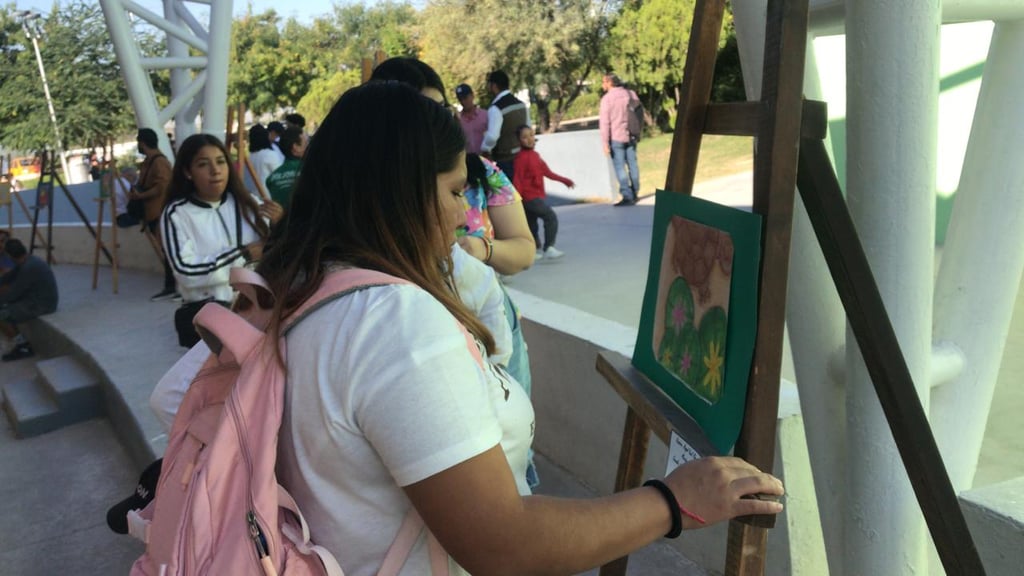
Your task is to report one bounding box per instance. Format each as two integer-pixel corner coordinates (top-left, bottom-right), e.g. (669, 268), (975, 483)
(543, 246), (565, 260)
(535, 249), (544, 261)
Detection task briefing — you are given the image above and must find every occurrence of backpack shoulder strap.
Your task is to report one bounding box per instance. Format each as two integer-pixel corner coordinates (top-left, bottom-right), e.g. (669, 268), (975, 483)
(282, 268), (410, 335)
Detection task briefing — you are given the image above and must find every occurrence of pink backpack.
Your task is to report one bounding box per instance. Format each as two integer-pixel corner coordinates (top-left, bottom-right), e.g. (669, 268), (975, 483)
(128, 268), (451, 576)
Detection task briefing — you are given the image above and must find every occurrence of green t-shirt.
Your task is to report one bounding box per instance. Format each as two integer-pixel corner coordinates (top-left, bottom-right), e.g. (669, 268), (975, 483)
(265, 157), (303, 206)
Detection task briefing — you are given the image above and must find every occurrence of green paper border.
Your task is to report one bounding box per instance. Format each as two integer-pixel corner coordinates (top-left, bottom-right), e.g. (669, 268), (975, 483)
(632, 190), (762, 453)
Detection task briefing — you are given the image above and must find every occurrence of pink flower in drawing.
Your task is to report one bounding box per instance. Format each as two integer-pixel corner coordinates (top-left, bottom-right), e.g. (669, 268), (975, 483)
(671, 299), (687, 333)
(679, 352), (692, 375)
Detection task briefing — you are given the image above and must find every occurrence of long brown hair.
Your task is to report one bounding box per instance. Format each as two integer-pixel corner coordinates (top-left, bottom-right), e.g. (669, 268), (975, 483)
(169, 133), (268, 239)
(256, 82), (494, 353)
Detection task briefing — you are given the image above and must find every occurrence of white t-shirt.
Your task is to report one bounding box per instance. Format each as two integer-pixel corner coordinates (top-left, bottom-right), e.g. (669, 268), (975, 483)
(451, 243), (512, 367)
(277, 283), (534, 576)
(250, 148), (284, 192)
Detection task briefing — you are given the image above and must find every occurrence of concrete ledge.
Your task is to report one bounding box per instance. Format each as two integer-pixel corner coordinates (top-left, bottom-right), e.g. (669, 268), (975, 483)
(13, 224), (164, 275)
(960, 476), (1024, 575)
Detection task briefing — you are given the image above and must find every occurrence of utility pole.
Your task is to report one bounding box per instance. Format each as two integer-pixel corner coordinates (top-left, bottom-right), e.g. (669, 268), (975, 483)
(16, 10), (72, 180)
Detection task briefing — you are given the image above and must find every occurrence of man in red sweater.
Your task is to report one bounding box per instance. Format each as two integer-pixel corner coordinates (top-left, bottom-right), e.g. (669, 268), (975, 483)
(512, 125), (575, 261)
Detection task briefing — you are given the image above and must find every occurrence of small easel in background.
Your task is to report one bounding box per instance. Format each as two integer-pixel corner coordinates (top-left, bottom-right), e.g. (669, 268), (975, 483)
(225, 103), (271, 203)
(91, 164), (122, 293)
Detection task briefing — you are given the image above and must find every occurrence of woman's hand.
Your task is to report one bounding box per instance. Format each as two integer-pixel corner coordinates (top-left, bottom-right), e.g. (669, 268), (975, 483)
(664, 456), (784, 529)
(259, 200), (285, 225)
(457, 235), (488, 262)
(244, 241), (264, 262)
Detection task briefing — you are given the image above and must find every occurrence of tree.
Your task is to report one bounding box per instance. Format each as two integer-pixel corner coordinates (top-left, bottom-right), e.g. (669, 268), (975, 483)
(608, 0), (696, 130)
(418, 0), (614, 132)
(0, 1), (140, 153)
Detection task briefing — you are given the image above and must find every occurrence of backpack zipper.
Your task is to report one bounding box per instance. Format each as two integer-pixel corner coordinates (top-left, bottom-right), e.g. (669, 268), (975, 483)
(228, 382), (277, 574)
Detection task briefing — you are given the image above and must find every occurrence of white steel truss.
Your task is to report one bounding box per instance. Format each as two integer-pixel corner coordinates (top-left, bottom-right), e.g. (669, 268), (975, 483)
(98, 0), (232, 159)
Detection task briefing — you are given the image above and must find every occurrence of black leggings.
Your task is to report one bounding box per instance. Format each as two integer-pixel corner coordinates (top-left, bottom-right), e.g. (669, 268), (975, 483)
(523, 198), (559, 250)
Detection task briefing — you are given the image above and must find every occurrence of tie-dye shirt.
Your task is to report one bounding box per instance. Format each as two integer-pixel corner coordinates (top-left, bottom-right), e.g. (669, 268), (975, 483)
(459, 157), (521, 240)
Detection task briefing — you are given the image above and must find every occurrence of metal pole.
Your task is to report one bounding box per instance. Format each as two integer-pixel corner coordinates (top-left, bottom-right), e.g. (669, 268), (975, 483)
(19, 14), (71, 180)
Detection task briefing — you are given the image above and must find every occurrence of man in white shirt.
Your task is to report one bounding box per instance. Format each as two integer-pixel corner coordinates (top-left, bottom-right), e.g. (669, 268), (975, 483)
(480, 70), (530, 181)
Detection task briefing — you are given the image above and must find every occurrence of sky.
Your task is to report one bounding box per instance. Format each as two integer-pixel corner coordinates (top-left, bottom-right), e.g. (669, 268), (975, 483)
(15, 1), (381, 24)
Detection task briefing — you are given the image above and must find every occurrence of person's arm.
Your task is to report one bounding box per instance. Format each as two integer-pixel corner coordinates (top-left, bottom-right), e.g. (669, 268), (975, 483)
(599, 97), (611, 156)
(539, 156), (575, 188)
(0, 263), (33, 305)
(405, 448), (783, 576)
(481, 106), (503, 154)
(133, 157), (171, 201)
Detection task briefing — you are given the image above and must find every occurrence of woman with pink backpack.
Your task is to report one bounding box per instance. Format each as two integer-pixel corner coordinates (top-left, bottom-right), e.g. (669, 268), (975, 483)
(116, 82), (783, 576)
(252, 83), (784, 574)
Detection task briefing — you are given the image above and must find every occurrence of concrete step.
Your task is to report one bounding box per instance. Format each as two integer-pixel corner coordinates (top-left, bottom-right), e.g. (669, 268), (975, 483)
(2, 378), (62, 438)
(1, 356), (104, 438)
(37, 356), (104, 425)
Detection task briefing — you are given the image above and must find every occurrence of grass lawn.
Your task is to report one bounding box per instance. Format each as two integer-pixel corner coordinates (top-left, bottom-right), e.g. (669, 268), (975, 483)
(637, 131), (753, 196)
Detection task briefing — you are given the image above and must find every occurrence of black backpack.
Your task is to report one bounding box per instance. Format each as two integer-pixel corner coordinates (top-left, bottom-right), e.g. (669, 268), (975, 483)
(627, 93), (644, 143)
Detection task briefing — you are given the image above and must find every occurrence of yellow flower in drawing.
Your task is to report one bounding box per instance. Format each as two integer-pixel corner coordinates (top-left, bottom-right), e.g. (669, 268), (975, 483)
(702, 340), (724, 397)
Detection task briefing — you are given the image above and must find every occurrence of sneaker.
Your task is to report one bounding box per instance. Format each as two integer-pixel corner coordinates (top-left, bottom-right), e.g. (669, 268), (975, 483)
(543, 246), (565, 260)
(170, 292), (183, 303)
(150, 287), (177, 302)
(2, 343), (34, 362)
(613, 198), (636, 207)
(535, 249), (544, 261)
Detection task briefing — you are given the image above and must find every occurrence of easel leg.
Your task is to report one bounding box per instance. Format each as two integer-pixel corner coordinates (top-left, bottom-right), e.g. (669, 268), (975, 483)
(724, 521), (768, 576)
(110, 195), (119, 294)
(14, 193), (54, 263)
(92, 198), (104, 289)
(599, 407), (651, 576)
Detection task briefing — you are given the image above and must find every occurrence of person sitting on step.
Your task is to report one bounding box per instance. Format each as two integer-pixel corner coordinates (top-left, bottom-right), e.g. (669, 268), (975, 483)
(0, 239), (58, 361)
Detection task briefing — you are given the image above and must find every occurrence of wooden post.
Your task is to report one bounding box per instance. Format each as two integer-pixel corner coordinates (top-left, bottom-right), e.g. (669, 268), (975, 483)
(361, 58), (374, 83)
(91, 195), (105, 290)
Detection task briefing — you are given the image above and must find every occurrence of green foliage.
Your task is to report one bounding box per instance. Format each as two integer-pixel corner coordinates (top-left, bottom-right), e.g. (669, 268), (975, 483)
(228, 2), (417, 114)
(0, 1), (141, 152)
(711, 22), (745, 103)
(418, 0), (614, 132)
(296, 68), (362, 127)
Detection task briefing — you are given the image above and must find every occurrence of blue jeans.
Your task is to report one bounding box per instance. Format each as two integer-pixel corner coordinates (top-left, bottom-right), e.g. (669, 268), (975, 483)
(610, 140), (640, 201)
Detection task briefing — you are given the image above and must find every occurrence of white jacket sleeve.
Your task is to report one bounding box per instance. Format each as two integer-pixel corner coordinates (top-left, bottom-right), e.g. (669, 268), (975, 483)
(450, 243), (513, 367)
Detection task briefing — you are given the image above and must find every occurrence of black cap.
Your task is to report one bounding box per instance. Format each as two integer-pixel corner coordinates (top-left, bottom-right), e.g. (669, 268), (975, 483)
(267, 121), (285, 134)
(106, 458), (162, 534)
(455, 84), (473, 99)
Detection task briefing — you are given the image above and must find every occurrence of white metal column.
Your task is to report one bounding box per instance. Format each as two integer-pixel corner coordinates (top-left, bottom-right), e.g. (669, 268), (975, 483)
(163, 0), (197, 146)
(844, 1), (940, 574)
(931, 19), (1024, 492)
(98, 0), (232, 157)
(203, 0), (231, 142)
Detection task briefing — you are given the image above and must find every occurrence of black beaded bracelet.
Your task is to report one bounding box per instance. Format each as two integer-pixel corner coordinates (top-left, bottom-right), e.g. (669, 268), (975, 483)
(643, 479), (683, 539)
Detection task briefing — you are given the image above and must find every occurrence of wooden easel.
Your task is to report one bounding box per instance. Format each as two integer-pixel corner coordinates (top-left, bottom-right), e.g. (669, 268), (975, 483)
(91, 167), (121, 293)
(226, 103), (271, 202)
(598, 0), (985, 574)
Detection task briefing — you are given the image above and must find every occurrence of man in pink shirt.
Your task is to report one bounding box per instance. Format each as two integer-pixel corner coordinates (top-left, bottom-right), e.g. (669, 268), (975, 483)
(599, 73), (641, 206)
(456, 83), (488, 155)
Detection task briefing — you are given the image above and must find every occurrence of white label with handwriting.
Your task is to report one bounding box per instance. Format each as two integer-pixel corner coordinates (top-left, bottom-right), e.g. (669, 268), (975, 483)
(666, 431), (702, 476)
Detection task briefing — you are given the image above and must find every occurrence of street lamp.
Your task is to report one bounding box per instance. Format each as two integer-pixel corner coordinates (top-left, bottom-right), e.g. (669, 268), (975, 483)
(15, 10), (71, 180)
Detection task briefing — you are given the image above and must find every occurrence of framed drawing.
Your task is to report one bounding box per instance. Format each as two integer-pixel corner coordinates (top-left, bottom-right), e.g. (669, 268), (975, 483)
(633, 190), (762, 453)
